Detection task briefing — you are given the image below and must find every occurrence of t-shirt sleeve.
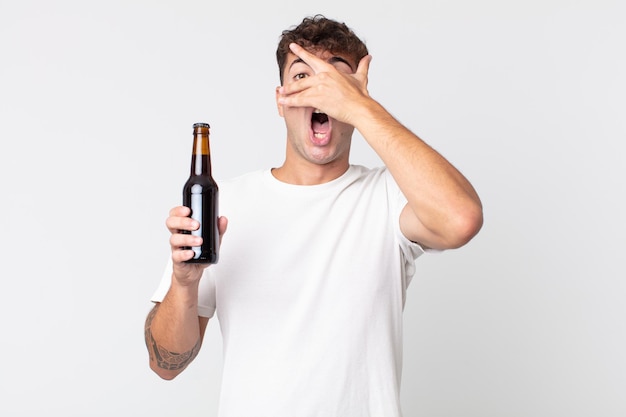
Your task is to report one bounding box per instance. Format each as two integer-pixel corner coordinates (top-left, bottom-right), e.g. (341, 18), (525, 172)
(150, 258), (174, 303)
(383, 168), (427, 287)
(150, 258), (217, 318)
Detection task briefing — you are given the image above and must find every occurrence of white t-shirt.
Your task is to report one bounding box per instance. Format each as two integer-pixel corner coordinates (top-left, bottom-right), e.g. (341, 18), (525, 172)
(152, 165), (425, 417)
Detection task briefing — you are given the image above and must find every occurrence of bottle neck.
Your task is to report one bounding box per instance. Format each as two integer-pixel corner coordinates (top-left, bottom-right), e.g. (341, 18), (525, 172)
(190, 130), (212, 176)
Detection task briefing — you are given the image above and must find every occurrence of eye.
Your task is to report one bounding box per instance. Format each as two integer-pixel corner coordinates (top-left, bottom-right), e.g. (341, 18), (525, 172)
(293, 73), (308, 81)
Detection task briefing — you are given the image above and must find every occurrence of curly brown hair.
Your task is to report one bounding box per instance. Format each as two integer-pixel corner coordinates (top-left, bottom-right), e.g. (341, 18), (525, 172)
(276, 15), (369, 84)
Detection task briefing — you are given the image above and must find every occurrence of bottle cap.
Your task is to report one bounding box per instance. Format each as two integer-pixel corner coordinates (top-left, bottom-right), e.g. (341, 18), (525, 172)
(193, 122), (211, 129)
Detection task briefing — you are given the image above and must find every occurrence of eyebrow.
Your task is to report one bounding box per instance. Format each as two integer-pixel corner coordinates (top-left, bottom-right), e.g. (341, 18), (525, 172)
(289, 56), (354, 72)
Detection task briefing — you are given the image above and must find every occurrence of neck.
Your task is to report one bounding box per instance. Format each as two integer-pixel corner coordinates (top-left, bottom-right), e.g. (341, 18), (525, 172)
(271, 159), (349, 185)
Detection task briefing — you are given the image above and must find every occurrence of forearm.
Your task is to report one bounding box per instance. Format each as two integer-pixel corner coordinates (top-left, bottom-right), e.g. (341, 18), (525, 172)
(354, 99), (483, 247)
(144, 280), (204, 380)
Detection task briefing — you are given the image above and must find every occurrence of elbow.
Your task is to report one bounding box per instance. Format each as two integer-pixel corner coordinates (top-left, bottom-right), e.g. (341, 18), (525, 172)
(404, 199), (483, 250)
(450, 204), (483, 248)
(149, 361), (181, 381)
(438, 203), (483, 249)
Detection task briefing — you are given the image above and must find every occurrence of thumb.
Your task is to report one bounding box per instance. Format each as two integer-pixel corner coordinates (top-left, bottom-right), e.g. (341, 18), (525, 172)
(218, 216), (228, 245)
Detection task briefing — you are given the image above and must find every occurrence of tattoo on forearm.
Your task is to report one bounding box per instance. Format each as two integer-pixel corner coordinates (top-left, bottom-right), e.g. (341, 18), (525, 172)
(144, 304), (201, 371)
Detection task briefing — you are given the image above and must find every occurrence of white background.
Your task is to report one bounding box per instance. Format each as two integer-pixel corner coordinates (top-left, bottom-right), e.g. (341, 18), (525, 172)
(1, 0), (625, 416)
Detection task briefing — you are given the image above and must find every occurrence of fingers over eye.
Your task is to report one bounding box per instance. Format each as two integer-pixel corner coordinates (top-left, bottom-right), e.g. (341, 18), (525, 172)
(289, 43), (326, 73)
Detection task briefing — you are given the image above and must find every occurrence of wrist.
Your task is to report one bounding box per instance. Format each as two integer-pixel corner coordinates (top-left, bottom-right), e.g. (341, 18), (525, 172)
(169, 274), (201, 305)
(351, 98), (387, 133)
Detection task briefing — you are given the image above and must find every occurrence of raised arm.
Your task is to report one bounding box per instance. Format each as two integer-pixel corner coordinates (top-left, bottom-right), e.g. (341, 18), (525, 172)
(350, 99), (483, 250)
(277, 43), (482, 249)
(145, 206), (228, 380)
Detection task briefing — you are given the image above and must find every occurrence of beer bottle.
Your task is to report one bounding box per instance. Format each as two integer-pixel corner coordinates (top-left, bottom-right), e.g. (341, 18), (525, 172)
(182, 122), (219, 264)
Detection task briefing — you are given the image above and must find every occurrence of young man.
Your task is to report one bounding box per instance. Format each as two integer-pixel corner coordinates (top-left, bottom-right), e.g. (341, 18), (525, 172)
(146, 15), (482, 416)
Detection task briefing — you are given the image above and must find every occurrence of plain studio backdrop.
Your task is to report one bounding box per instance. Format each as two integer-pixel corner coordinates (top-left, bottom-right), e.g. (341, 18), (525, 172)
(1, 0), (624, 416)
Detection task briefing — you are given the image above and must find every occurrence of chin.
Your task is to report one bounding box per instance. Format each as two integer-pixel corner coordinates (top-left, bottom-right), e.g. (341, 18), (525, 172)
(306, 151), (346, 167)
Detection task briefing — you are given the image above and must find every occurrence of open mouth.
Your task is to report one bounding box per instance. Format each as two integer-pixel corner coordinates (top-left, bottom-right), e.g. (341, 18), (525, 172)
(311, 110), (330, 142)
(312, 110), (329, 124)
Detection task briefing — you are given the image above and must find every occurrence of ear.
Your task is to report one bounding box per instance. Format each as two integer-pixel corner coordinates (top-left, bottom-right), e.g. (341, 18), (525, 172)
(275, 86), (284, 117)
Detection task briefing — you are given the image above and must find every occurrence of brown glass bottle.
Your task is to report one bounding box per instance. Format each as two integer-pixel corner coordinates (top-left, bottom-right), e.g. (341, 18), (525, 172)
(182, 122), (219, 264)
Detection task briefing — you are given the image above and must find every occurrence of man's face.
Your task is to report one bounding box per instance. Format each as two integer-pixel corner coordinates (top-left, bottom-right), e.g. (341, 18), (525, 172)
(277, 48), (356, 166)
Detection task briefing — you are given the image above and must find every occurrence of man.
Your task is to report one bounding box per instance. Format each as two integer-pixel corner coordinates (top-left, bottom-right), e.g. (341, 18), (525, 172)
(145, 15), (482, 416)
